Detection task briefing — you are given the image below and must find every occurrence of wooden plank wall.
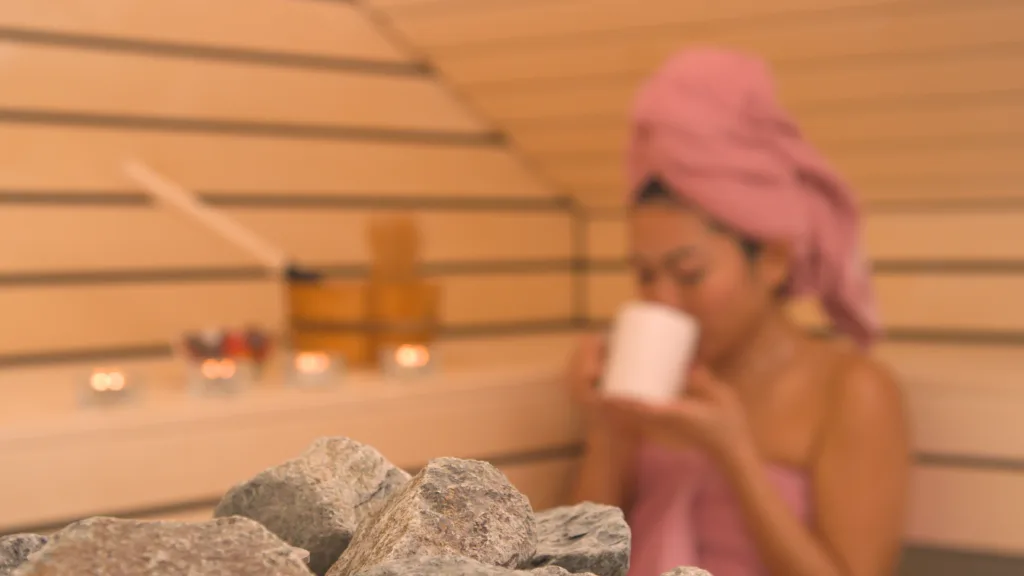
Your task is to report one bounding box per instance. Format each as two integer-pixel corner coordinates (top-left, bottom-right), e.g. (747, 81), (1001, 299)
(0, 0), (587, 534)
(362, 1), (1024, 575)
(0, 0), (580, 369)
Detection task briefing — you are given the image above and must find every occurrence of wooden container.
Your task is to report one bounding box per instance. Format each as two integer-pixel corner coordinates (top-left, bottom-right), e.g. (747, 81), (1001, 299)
(367, 280), (441, 352)
(287, 281), (372, 367)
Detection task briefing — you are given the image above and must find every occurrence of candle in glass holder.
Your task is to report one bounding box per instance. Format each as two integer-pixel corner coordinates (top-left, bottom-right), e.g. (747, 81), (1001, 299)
(286, 351), (341, 388)
(381, 343), (435, 378)
(78, 368), (136, 406)
(396, 344), (429, 368)
(188, 356), (250, 396)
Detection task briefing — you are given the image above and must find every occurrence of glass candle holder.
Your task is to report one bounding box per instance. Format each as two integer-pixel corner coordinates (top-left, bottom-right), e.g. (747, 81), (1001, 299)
(78, 367), (138, 407)
(379, 343), (436, 379)
(186, 357), (254, 397)
(286, 351), (343, 388)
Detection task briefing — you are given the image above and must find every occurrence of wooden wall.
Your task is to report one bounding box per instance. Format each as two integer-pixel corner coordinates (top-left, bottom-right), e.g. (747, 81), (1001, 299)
(0, 0), (581, 370)
(363, 1), (1024, 575)
(0, 0), (587, 539)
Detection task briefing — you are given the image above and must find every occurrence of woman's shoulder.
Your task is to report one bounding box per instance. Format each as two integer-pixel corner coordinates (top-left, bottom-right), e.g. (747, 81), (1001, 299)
(815, 338), (907, 426)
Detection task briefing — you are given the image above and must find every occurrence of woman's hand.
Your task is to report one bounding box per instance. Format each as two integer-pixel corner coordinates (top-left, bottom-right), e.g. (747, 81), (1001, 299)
(604, 366), (758, 467)
(564, 334), (606, 409)
(564, 335), (640, 434)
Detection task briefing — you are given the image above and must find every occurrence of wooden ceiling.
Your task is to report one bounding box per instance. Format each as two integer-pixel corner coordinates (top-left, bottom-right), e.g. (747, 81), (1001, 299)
(366, 0), (1024, 208)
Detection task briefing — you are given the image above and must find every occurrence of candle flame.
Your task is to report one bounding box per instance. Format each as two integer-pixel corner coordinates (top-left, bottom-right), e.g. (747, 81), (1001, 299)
(295, 352), (330, 375)
(200, 358), (236, 380)
(90, 369), (126, 392)
(394, 344), (429, 368)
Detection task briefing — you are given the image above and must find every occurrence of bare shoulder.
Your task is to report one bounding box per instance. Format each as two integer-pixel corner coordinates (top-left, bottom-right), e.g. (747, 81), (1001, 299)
(822, 341), (908, 435)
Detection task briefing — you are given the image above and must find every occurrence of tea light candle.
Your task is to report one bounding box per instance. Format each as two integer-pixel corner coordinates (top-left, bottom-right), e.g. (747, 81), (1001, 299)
(79, 368), (135, 406)
(188, 357), (250, 397)
(295, 352), (330, 375)
(286, 351), (340, 388)
(381, 343), (435, 378)
(200, 358), (237, 380)
(395, 344), (429, 368)
(90, 369), (126, 392)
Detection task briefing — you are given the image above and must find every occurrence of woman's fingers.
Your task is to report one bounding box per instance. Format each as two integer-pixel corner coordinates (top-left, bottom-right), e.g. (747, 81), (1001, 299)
(566, 333), (607, 405)
(686, 366), (728, 401)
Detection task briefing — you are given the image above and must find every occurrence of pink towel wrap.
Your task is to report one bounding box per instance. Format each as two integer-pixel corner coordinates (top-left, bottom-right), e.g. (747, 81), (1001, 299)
(625, 47), (881, 346)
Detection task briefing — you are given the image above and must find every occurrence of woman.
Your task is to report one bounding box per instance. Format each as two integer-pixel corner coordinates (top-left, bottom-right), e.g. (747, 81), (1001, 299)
(565, 49), (910, 576)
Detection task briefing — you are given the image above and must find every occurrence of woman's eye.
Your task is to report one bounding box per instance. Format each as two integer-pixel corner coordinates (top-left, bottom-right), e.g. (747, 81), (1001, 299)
(674, 269), (705, 285)
(634, 268), (656, 286)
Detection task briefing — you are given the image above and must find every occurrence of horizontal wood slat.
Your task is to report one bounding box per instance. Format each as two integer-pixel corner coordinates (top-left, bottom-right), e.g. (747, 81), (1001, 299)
(547, 144), (1024, 185)
(585, 209), (1024, 262)
(431, 2), (1024, 84)
(469, 48), (1024, 121)
(511, 98), (1024, 156)
(0, 208), (573, 274)
(909, 466), (1024, 554)
(0, 281), (284, 355)
(377, 0), (930, 48)
(0, 0), (409, 62)
(0, 44), (482, 132)
(544, 147), (1024, 204)
(0, 274), (574, 355)
(0, 126), (550, 197)
(901, 350), (1024, 463)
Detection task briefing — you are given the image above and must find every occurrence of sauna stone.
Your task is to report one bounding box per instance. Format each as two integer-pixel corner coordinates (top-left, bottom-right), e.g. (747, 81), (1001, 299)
(355, 555), (596, 576)
(0, 534), (46, 576)
(328, 458), (537, 576)
(11, 516), (312, 576)
(213, 437), (411, 576)
(529, 502), (631, 576)
(661, 568), (713, 576)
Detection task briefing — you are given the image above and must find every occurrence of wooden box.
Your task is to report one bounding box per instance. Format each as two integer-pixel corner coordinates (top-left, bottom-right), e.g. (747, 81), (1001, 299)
(367, 280), (441, 353)
(287, 281), (371, 367)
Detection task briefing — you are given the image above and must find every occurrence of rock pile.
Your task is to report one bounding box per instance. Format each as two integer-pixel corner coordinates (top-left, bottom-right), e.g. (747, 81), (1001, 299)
(2, 437), (711, 576)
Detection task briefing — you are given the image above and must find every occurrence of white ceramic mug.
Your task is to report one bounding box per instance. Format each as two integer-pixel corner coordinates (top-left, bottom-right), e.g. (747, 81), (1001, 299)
(601, 300), (700, 403)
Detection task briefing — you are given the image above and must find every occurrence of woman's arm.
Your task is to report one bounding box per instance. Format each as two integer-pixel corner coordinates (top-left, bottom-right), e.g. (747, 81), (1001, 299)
(564, 333), (641, 510)
(723, 359), (910, 576)
(571, 420), (639, 510)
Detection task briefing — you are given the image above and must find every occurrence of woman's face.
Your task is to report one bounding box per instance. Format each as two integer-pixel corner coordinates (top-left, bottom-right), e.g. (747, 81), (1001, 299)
(627, 203), (782, 364)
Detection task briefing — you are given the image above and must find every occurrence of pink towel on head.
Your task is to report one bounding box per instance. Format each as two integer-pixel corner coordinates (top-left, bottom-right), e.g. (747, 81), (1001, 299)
(625, 47), (881, 347)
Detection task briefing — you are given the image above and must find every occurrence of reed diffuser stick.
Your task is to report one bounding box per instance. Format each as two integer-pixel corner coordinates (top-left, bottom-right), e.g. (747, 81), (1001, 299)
(122, 160), (290, 275)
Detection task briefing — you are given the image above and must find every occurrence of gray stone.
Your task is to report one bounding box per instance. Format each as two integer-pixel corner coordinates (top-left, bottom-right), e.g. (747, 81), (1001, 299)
(531, 566), (595, 576)
(529, 502), (631, 576)
(11, 516), (311, 576)
(354, 555), (595, 576)
(0, 534), (47, 576)
(660, 568), (712, 576)
(329, 458), (537, 576)
(214, 437), (410, 576)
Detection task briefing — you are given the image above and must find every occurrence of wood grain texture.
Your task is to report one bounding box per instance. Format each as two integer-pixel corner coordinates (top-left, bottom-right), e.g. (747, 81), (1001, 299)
(430, 2), (1024, 83)
(0, 208), (573, 273)
(0, 44), (483, 132)
(0, 273), (574, 355)
(0, 125), (549, 197)
(0, 0), (410, 61)
(368, 0), (1024, 209)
